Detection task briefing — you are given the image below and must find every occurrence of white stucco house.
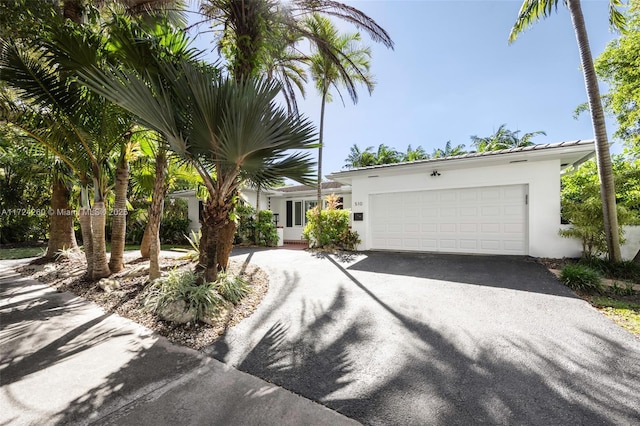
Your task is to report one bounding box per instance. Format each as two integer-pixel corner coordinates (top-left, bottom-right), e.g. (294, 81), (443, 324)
(172, 140), (640, 259)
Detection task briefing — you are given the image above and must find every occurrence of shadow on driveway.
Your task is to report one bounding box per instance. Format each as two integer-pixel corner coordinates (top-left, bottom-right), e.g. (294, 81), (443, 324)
(345, 250), (576, 297)
(214, 249), (640, 425)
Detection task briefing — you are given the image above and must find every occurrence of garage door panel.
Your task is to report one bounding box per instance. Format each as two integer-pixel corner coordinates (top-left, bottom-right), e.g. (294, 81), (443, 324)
(440, 223), (456, 233)
(460, 239), (477, 249)
(459, 224), (477, 233)
(504, 223), (525, 233)
(504, 240), (525, 251)
(404, 223), (420, 233)
(459, 207), (478, 216)
(440, 192), (457, 202)
(481, 206), (501, 216)
(480, 240), (501, 250)
(440, 239), (457, 249)
(370, 185), (527, 255)
(481, 223), (500, 233)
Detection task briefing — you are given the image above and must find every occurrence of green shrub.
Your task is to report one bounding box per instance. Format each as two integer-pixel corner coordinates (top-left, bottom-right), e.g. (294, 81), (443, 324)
(234, 205), (278, 246)
(143, 270), (225, 321)
(580, 258), (640, 282)
(560, 158), (639, 260)
(303, 206), (360, 250)
(214, 271), (250, 304)
(255, 210), (278, 246)
(235, 203), (256, 244)
(559, 264), (603, 293)
(160, 198), (190, 244)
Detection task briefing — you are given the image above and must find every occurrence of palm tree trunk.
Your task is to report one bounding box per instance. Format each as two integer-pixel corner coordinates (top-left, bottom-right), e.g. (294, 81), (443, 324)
(108, 160), (129, 272)
(316, 90), (327, 210)
(567, 0), (621, 262)
(197, 198), (232, 283)
(91, 200), (111, 279)
(79, 209), (93, 276)
(146, 149), (167, 280)
(217, 221), (236, 271)
(140, 225), (152, 258)
(45, 178), (78, 259)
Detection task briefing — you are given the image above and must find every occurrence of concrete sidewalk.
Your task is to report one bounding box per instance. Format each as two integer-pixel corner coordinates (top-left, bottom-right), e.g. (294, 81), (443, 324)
(0, 259), (358, 426)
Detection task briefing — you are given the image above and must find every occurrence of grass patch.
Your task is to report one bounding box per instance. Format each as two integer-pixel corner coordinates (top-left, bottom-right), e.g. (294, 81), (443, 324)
(0, 246), (45, 260)
(588, 295), (640, 337)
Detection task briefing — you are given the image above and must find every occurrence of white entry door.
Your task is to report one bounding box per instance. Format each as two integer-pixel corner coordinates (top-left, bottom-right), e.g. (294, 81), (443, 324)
(369, 185), (528, 255)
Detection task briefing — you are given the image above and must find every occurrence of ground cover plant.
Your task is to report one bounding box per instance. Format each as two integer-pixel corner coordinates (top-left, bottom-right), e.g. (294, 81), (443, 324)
(547, 258), (640, 337)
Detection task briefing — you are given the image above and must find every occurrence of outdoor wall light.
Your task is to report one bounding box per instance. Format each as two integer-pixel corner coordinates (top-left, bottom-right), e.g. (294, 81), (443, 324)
(430, 170), (441, 177)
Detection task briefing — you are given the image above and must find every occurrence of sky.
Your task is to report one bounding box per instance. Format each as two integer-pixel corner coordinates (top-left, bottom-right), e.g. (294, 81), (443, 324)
(185, 0), (623, 178)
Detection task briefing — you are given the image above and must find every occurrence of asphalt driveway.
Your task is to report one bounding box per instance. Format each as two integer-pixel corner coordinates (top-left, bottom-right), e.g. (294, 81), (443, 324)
(207, 249), (640, 425)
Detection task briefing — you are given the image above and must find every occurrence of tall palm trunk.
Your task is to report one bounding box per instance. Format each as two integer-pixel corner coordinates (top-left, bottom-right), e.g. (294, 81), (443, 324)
(146, 149), (167, 280)
(109, 157), (129, 272)
(141, 149), (167, 260)
(567, 0), (621, 262)
(91, 199), (111, 279)
(78, 187), (93, 278)
(45, 178), (78, 259)
(316, 89), (327, 209)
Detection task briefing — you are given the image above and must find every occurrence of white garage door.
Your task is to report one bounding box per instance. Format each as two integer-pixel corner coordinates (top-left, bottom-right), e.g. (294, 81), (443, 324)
(370, 185), (528, 255)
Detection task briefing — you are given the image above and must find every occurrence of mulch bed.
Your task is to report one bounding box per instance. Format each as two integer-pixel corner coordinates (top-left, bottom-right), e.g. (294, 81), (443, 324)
(16, 251), (269, 351)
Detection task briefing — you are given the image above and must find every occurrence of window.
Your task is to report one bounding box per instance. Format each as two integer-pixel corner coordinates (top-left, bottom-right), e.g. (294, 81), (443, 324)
(304, 201), (317, 224)
(294, 201), (303, 226)
(286, 201), (293, 227)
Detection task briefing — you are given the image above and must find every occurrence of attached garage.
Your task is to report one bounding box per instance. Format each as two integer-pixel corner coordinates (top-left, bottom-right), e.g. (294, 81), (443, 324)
(327, 140), (597, 258)
(370, 184), (528, 254)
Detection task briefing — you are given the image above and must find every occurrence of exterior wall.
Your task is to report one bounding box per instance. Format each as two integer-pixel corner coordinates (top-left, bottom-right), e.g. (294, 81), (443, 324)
(186, 195), (200, 233)
(558, 225), (640, 260)
(271, 193), (353, 241)
(240, 188), (270, 212)
(348, 159), (568, 258)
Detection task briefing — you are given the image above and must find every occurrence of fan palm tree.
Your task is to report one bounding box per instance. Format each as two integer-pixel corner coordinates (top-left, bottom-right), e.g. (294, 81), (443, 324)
(305, 13), (375, 208)
(75, 53), (317, 282)
(509, 0), (626, 262)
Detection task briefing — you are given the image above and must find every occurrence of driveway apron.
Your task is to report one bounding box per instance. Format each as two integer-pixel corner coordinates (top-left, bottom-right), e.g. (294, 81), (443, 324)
(207, 249), (640, 425)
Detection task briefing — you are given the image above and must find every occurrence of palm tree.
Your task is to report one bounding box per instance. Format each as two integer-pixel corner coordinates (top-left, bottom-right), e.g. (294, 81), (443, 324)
(471, 124), (546, 152)
(0, 89), (80, 258)
(0, 30), (136, 279)
(509, 0), (625, 262)
(75, 53), (317, 282)
(403, 144), (429, 162)
(374, 144), (401, 165)
(344, 144), (375, 168)
(305, 13), (375, 208)
(199, 0), (393, 81)
(432, 141), (467, 158)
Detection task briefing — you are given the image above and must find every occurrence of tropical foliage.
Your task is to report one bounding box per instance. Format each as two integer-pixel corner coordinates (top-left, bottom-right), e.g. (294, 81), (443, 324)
(304, 13), (375, 208)
(560, 157), (640, 259)
(594, 0), (640, 158)
(509, 0), (626, 262)
(470, 124), (546, 152)
(303, 193), (360, 250)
